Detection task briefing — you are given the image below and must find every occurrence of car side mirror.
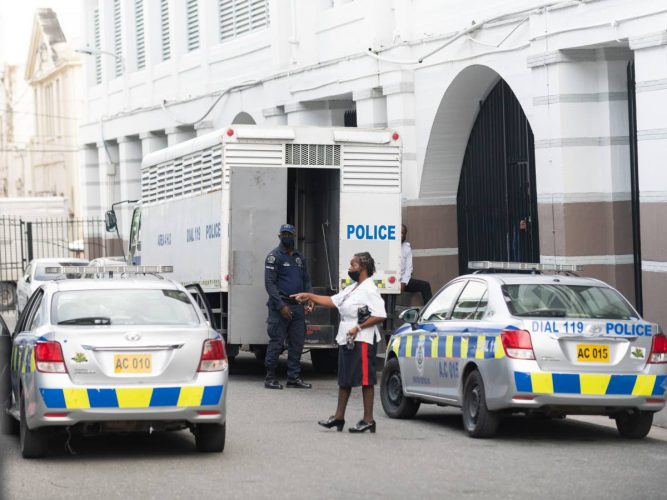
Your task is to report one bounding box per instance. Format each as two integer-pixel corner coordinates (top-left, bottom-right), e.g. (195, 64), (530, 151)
(105, 210), (117, 232)
(399, 307), (420, 328)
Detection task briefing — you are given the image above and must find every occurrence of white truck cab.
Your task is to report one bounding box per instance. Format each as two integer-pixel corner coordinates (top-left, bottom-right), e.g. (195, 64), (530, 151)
(126, 125), (402, 370)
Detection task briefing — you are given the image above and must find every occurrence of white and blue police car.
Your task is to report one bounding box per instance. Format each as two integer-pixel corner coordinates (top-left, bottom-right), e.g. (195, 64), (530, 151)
(381, 261), (667, 438)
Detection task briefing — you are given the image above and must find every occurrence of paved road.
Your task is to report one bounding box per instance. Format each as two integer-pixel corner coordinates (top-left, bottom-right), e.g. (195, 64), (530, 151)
(2, 350), (667, 500)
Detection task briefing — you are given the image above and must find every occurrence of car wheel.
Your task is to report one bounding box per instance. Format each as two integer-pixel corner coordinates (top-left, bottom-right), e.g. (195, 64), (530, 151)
(380, 357), (420, 419)
(462, 370), (499, 438)
(19, 393), (48, 458)
(194, 422), (226, 453)
(615, 410), (653, 439)
(0, 283), (16, 311)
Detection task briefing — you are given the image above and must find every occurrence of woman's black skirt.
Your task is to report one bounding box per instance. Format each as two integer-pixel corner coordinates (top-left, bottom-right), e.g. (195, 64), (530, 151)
(337, 341), (377, 388)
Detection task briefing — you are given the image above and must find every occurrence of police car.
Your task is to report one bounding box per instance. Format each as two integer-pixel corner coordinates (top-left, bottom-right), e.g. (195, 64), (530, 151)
(1, 266), (228, 458)
(381, 261), (667, 439)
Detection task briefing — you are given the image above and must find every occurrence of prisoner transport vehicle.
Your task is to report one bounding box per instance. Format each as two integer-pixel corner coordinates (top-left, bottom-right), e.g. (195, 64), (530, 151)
(381, 261), (667, 439)
(125, 126), (402, 371)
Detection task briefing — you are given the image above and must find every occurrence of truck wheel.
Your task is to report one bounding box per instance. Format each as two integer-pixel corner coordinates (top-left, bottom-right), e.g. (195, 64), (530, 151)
(462, 370), (499, 438)
(310, 349), (338, 374)
(194, 422), (226, 453)
(253, 346), (267, 363)
(615, 410), (653, 439)
(0, 283), (16, 311)
(20, 394), (48, 458)
(380, 357), (420, 418)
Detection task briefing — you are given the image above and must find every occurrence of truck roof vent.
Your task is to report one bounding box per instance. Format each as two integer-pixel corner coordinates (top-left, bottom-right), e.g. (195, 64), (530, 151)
(285, 144), (340, 167)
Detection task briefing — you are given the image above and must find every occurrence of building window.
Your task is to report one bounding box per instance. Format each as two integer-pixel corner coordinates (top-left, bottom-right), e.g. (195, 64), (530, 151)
(160, 0), (171, 61)
(93, 8), (102, 84)
(113, 0), (123, 77)
(186, 0), (200, 51)
(135, 0), (146, 70)
(219, 0), (270, 42)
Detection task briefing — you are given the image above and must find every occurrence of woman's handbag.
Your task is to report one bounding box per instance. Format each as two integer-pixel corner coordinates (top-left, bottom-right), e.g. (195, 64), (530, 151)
(357, 305), (371, 324)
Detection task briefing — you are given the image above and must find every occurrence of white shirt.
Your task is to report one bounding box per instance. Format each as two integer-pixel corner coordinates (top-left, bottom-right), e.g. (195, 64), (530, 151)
(331, 277), (387, 345)
(400, 241), (413, 284)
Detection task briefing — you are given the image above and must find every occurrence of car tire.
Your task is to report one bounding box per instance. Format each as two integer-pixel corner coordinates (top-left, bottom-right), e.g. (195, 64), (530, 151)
(0, 283), (16, 311)
(310, 349), (338, 374)
(19, 393), (48, 458)
(615, 410), (653, 439)
(462, 370), (499, 438)
(380, 357), (420, 419)
(195, 422), (226, 453)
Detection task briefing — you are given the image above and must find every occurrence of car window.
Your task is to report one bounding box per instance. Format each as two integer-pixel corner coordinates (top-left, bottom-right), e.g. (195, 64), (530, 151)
(451, 281), (488, 320)
(26, 294), (44, 330)
(421, 280), (466, 322)
(502, 284), (638, 320)
(51, 289), (200, 326)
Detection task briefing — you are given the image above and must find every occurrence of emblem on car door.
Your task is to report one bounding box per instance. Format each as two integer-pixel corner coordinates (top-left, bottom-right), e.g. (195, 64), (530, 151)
(126, 333), (141, 341)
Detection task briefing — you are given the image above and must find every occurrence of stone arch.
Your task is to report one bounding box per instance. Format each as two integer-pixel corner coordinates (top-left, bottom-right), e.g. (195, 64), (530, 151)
(231, 111), (256, 125)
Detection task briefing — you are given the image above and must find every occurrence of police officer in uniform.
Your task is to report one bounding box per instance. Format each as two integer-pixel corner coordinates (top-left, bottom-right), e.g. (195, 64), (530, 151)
(263, 224), (313, 389)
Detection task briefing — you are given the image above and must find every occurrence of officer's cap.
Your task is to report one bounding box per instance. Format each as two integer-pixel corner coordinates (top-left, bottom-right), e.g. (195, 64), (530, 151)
(279, 224), (296, 234)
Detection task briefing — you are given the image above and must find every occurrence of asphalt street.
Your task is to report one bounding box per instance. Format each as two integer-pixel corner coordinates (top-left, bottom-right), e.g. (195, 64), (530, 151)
(1, 347), (667, 500)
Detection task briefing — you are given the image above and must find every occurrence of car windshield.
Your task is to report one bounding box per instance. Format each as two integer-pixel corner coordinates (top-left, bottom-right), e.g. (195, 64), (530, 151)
(52, 289), (200, 326)
(34, 264), (86, 281)
(502, 284), (639, 320)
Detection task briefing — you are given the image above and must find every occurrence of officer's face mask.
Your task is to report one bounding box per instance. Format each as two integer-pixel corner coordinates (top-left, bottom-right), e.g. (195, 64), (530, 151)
(348, 270), (361, 282)
(280, 235), (295, 248)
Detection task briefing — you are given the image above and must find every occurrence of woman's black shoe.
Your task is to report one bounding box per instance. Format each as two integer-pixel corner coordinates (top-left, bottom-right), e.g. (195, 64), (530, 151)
(349, 420), (376, 433)
(318, 416), (345, 432)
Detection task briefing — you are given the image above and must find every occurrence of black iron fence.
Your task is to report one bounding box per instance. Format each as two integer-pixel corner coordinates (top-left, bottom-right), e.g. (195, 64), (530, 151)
(0, 216), (109, 310)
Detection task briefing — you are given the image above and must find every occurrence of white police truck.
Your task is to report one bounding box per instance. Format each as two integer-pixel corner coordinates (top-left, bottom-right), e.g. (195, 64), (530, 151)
(120, 126), (402, 371)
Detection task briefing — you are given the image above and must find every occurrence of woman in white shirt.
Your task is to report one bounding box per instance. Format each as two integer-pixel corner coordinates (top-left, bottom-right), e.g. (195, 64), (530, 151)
(292, 252), (386, 433)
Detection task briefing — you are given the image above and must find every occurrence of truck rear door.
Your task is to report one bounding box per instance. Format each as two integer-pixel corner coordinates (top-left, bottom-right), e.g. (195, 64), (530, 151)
(228, 166), (287, 345)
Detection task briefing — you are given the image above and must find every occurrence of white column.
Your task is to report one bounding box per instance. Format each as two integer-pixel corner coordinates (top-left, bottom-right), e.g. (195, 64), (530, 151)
(383, 81), (416, 197)
(353, 87), (387, 129)
(630, 31), (667, 333)
(140, 131), (168, 156)
(166, 126), (196, 146)
(117, 136), (142, 246)
(80, 144), (100, 218)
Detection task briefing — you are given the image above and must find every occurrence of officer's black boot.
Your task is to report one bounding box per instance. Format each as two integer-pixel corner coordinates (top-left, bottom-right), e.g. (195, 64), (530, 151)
(264, 370), (283, 390)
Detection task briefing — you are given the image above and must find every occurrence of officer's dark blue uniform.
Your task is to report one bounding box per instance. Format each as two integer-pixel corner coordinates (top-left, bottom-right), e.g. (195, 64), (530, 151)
(264, 224), (312, 389)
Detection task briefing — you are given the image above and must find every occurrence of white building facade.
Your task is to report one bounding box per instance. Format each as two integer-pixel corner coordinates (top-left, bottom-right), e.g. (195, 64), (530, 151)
(79, 0), (667, 332)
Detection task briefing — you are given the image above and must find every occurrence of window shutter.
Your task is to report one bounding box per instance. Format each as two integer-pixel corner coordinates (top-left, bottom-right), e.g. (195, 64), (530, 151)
(187, 0), (200, 51)
(135, 0), (146, 70)
(219, 0), (269, 42)
(160, 0), (171, 61)
(113, 0), (123, 77)
(93, 9), (102, 84)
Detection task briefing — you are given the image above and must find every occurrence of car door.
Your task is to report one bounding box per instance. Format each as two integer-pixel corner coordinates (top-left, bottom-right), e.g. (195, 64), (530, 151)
(0, 314), (11, 416)
(10, 289), (43, 399)
(16, 263), (33, 313)
(440, 280), (489, 401)
(403, 280), (467, 398)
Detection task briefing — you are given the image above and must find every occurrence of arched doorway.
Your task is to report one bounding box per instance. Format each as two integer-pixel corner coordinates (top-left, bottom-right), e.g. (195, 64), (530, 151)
(232, 112), (256, 125)
(457, 79), (539, 273)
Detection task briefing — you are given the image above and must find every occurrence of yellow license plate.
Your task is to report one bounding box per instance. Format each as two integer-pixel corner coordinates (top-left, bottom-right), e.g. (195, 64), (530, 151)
(114, 354), (152, 373)
(576, 344), (610, 363)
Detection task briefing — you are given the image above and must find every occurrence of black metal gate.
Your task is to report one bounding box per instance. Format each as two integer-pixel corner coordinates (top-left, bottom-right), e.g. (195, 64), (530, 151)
(0, 217), (108, 310)
(457, 79), (539, 273)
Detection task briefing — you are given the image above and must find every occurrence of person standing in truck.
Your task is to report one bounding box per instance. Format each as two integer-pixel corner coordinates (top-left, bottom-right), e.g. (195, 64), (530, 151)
(263, 224), (313, 390)
(400, 224), (432, 304)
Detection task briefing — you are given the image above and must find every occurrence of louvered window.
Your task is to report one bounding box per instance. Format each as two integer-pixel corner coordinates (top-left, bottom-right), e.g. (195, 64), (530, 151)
(186, 0), (200, 51)
(219, 0), (270, 42)
(160, 0), (171, 61)
(285, 144), (340, 167)
(113, 0), (123, 77)
(135, 0), (146, 69)
(93, 9), (102, 84)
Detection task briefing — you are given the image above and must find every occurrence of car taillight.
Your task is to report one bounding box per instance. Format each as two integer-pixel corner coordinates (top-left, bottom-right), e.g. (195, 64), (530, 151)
(34, 341), (67, 373)
(649, 332), (667, 364)
(500, 329), (535, 360)
(198, 339), (227, 372)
